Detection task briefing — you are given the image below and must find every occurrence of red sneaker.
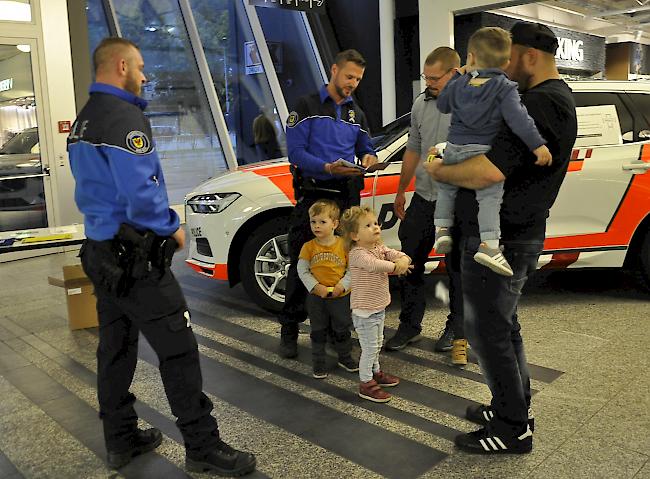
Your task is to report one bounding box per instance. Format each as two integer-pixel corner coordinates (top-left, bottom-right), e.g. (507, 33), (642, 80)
(358, 379), (391, 403)
(373, 370), (400, 387)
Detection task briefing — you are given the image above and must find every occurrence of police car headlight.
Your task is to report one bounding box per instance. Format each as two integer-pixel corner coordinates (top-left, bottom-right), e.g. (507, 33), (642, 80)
(186, 193), (240, 214)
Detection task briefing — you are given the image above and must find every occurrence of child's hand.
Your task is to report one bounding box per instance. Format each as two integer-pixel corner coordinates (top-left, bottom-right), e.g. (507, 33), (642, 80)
(332, 283), (346, 297)
(393, 256), (411, 275)
(312, 284), (329, 298)
(533, 145), (552, 166)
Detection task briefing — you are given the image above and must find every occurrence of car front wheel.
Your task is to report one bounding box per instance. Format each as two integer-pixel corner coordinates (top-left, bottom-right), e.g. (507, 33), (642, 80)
(239, 217), (290, 313)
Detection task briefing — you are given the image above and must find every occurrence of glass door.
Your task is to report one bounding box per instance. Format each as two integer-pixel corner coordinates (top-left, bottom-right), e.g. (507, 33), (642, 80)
(0, 40), (52, 235)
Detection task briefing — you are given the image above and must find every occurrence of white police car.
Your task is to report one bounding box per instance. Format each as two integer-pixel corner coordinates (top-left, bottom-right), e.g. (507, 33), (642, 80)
(185, 81), (650, 312)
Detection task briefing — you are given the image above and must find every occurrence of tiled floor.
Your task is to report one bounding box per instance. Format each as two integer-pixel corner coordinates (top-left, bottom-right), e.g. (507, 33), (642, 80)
(0, 248), (649, 479)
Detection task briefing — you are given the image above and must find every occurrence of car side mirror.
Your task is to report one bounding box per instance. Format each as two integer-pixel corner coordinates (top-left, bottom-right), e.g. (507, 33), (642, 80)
(639, 130), (650, 140)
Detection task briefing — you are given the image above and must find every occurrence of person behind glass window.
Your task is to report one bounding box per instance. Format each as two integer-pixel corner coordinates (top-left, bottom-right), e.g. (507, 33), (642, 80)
(252, 112), (281, 162)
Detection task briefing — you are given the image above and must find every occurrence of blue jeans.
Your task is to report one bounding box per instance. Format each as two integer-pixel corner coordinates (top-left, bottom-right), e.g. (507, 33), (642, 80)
(435, 143), (504, 242)
(461, 236), (542, 434)
(352, 310), (385, 383)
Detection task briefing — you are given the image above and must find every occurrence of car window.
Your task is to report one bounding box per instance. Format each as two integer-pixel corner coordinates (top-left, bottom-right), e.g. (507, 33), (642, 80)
(624, 93), (650, 140)
(0, 129), (39, 154)
(371, 114), (410, 151)
(386, 145), (406, 163)
(572, 92), (634, 143)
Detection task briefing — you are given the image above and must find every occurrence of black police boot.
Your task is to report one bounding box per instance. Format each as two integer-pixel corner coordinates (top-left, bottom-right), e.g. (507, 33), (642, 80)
(107, 427), (163, 469)
(186, 439), (256, 476)
(279, 324), (299, 359)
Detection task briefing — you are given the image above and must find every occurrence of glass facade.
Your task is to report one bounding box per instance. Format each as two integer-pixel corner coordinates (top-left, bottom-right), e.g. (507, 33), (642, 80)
(190, 0), (286, 165)
(86, 0), (111, 56)
(111, 0), (228, 204)
(255, 6), (324, 113)
(82, 0), (326, 203)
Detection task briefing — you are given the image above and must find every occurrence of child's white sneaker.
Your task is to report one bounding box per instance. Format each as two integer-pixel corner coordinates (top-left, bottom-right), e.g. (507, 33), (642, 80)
(473, 243), (513, 276)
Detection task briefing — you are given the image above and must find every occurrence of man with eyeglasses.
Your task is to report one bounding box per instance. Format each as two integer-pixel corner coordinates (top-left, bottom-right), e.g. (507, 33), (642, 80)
(385, 47), (468, 366)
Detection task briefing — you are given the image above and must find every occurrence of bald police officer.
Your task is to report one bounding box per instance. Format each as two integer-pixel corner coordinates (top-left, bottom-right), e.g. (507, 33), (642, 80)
(68, 37), (255, 476)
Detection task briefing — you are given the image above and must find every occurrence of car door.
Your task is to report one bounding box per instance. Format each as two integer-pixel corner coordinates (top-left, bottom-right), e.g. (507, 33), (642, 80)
(545, 90), (650, 261)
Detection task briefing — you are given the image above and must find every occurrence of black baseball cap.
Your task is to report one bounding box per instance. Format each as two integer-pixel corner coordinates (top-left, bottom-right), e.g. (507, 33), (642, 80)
(511, 22), (559, 55)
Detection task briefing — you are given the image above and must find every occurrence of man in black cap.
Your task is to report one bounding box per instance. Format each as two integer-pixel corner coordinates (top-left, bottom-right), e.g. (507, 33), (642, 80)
(426, 21), (577, 454)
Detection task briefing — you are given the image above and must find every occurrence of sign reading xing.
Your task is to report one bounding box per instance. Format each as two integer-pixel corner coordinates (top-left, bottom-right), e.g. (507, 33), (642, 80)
(556, 38), (584, 63)
(249, 0), (325, 14)
(0, 78), (13, 92)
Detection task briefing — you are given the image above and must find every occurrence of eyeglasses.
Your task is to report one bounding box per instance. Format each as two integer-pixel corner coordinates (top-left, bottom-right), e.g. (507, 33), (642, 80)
(420, 68), (453, 82)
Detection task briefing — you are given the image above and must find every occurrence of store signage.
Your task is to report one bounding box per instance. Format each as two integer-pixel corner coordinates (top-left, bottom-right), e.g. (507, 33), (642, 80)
(0, 78), (13, 92)
(556, 38), (584, 63)
(248, 0), (325, 14)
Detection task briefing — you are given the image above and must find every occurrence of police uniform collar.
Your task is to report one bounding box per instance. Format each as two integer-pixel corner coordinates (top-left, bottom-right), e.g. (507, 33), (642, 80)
(319, 84), (353, 105)
(90, 82), (148, 110)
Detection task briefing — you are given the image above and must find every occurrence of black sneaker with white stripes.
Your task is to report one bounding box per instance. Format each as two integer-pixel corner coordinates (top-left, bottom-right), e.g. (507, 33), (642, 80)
(454, 424), (533, 454)
(466, 404), (535, 432)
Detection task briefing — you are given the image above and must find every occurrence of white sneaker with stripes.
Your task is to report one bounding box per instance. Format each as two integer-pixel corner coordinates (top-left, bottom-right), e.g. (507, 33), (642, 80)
(473, 243), (514, 276)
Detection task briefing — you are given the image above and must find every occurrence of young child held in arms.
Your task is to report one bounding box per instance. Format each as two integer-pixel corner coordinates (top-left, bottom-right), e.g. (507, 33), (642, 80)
(297, 199), (358, 379)
(433, 26), (552, 276)
(340, 206), (412, 403)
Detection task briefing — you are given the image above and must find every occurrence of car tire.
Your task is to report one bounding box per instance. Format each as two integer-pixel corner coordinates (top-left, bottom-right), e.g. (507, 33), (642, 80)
(239, 217), (290, 313)
(637, 229), (650, 291)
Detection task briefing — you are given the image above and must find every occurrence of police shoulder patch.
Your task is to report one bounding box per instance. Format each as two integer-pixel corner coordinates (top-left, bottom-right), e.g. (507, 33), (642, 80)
(287, 111), (299, 127)
(125, 130), (151, 154)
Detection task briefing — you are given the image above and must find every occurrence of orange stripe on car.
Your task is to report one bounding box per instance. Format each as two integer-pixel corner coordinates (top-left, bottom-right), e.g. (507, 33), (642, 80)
(186, 261), (229, 280)
(251, 165), (296, 204)
(568, 160), (584, 172)
(545, 144), (650, 251)
(540, 252), (580, 270)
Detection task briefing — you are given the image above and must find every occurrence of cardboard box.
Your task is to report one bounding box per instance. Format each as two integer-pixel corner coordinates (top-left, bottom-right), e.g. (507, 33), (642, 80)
(48, 264), (98, 330)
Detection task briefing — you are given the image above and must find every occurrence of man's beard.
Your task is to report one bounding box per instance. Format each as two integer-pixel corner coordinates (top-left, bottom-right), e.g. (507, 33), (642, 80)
(125, 76), (141, 96)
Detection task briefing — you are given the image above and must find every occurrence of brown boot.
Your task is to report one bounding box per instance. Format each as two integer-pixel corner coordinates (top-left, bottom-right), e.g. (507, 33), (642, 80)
(358, 379), (391, 403)
(373, 370), (400, 387)
(451, 339), (468, 366)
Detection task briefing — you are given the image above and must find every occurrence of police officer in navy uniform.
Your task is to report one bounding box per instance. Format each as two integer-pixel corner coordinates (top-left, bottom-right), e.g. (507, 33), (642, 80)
(278, 49), (378, 358)
(68, 38), (255, 475)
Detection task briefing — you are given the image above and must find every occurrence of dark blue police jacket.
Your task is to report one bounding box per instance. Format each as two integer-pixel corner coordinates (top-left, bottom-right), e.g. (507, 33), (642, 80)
(67, 83), (179, 241)
(286, 85), (375, 181)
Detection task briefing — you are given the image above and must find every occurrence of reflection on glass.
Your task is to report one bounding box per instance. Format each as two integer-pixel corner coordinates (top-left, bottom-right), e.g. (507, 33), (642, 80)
(255, 7), (323, 115)
(0, 0), (32, 22)
(0, 46), (46, 232)
(112, 0), (228, 204)
(86, 0), (111, 56)
(190, 0), (286, 165)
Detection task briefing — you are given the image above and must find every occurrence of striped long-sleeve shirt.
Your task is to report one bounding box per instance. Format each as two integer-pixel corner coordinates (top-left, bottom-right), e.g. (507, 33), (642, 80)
(349, 244), (408, 312)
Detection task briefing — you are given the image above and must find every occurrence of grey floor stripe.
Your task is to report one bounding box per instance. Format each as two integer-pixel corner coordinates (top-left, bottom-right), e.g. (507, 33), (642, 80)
(130, 330), (447, 479)
(0, 448), (23, 479)
(43, 338), (271, 479)
(1, 365), (191, 479)
(185, 308), (475, 429)
(181, 284), (563, 385)
(383, 326), (564, 384)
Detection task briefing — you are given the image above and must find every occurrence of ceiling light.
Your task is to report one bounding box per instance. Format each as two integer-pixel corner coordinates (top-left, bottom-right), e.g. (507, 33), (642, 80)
(16, 44), (30, 53)
(637, 0), (643, 5)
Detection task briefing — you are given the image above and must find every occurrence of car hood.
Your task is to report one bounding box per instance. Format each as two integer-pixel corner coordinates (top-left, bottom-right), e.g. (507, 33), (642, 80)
(0, 153), (41, 175)
(185, 157), (294, 202)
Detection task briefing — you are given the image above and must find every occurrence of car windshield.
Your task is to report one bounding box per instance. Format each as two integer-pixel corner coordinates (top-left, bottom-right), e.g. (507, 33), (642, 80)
(371, 113), (410, 151)
(0, 129), (39, 155)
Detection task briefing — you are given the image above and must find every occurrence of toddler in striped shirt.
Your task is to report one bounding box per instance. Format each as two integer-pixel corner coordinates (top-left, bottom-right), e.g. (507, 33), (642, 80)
(340, 206), (412, 403)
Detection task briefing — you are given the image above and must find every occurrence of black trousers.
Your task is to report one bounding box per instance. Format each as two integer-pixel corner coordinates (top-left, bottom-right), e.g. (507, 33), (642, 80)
(81, 240), (219, 454)
(397, 192), (464, 338)
(306, 294), (353, 362)
(278, 191), (359, 337)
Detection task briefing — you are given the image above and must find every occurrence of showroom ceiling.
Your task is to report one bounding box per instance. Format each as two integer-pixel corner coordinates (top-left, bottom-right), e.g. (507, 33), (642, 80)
(495, 1), (650, 42)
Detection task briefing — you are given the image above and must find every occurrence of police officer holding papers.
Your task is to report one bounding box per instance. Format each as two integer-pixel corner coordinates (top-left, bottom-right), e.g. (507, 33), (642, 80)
(278, 49), (378, 358)
(68, 37), (255, 476)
